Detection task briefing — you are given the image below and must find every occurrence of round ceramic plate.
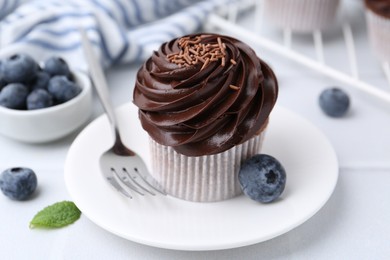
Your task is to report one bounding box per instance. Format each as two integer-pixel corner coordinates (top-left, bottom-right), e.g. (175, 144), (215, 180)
(64, 103), (338, 251)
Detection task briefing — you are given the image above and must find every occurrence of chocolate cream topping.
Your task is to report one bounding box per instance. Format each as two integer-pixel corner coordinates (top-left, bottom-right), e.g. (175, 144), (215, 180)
(365, 0), (390, 18)
(133, 34), (278, 156)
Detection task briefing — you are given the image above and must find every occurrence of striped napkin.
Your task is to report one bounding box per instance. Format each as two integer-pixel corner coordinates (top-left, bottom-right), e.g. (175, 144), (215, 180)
(0, 0), (239, 70)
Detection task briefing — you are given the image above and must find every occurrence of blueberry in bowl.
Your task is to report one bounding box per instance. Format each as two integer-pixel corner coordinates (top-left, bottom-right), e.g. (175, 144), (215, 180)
(0, 52), (92, 143)
(31, 71), (51, 91)
(43, 56), (71, 77)
(48, 75), (82, 103)
(0, 60), (8, 91)
(26, 89), (54, 110)
(0, 53), (39, 83)
(0, 83), (29, 109)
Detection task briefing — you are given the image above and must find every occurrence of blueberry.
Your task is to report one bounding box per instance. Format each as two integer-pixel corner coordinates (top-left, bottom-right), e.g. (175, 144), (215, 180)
(0, 167), (38, 200)
(0, 83), (29, 109)
(0, 60), (8, 90)
(48, 76), (81, 103)
(0, 54), (39, 83)
(31, 71), (50, 91)
(43, 56), (70, 77)
(27, 89), (54, 110)
(238, 154), (286, 203)
(0, 78), (7, 92)
(319, 87), (350, 118)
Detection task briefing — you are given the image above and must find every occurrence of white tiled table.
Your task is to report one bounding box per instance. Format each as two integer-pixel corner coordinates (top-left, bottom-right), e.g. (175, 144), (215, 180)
(1, 2), (390, 259)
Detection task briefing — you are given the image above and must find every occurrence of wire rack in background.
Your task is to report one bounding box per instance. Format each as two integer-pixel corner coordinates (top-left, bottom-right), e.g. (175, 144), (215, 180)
(206, 0), (390, 105)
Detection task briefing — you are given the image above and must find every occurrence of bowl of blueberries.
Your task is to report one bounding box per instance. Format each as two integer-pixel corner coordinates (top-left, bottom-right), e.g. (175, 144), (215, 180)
(0, 53), (92, 143)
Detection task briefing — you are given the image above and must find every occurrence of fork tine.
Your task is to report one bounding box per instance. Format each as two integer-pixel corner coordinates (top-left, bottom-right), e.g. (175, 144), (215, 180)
(122, 168), (156, 196)
(112, 168), (145, 196)
(105, 176), (133, 199)
(132, 167), (167, 196)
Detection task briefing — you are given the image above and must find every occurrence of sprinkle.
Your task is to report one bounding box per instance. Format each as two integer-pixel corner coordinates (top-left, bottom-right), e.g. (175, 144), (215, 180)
(184, 53), (192, 64)
(188, 37), (202, 44)
(201, 58), (210, 70)
(221, 57), (225, 67)
(173, 59), (185, 64)
(167, 35), (227, 70)
(167, 53), (176, 58)
(189, 48), (199, 56)
(221, 47), (226, 56)
(230, 59), (237, 65)
(229, 84), (240, 90)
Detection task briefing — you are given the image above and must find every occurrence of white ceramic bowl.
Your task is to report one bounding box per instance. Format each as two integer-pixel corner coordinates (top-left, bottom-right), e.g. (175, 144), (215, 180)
(0, 71), (93, 143)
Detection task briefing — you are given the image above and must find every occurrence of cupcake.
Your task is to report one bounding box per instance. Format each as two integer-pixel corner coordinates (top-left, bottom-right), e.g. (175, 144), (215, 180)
(263, 0), (340, 33)
(365, 0), (390, 62)
(133, 34), (278, 202)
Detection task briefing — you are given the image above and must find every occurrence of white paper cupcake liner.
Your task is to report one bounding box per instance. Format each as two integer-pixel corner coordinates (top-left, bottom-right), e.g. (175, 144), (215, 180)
(264, 0), (340, 33)
(365, 10), (390, 63)
(149, 132), (266, 202)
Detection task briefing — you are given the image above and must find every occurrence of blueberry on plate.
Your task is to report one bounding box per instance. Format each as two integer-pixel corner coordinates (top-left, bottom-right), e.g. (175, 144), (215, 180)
(319, 87), (350, 118)
(48, 75), (81, 103)
(238, 154), (286, 203)
(43, 56), (70, 77)
(0, 167), (38, 200)
(27, 89), (54, 110)
(0, 53), (39, 83)
(31, 71), (51, 91)
(0, 83), (29, 109)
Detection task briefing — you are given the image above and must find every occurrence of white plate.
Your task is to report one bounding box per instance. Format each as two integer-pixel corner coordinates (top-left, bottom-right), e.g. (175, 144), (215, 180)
(64, 103), (338, 251)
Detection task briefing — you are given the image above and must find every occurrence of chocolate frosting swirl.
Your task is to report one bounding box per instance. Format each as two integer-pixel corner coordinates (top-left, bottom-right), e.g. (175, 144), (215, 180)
(365, 0), (390, 18)
(133, 34), (278, 156)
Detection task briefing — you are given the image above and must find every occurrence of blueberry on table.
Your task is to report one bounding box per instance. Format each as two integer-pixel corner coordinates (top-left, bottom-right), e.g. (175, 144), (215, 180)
(43, 56), (70, 77)
(27, 89), (54, 110)
(319, 87), (350, 118)
(48, 75), (82, 103)
(0, 53), (39, 83)
(0, 83), (29, 109)
(238, 154), (286, 203)
(0, 167), (38, 201)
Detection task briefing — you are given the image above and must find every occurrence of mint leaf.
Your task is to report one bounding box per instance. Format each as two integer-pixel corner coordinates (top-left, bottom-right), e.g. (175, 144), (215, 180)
(30, 201), (81, 229)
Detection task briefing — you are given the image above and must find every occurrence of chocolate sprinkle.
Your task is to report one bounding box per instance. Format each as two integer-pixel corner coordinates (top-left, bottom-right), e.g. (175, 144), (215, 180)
(229, 84), (240, 90)
(167, 35), (236, 70)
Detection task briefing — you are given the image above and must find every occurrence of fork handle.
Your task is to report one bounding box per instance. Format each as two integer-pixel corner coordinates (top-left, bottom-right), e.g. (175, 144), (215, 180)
(79, 29), (119, 136)
(80, 28), (135, 156)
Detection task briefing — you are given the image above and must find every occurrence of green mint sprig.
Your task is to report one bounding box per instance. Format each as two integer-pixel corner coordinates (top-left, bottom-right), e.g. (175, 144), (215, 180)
(30, 201), (81, 229)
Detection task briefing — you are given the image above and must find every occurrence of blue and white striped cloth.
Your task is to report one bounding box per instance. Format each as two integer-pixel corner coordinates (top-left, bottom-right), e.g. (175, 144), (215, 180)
(0, 0), (239, 70)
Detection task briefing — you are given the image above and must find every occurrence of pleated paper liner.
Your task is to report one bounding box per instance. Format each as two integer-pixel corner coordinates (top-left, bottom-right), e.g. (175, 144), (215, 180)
(150, 131), (266, 202)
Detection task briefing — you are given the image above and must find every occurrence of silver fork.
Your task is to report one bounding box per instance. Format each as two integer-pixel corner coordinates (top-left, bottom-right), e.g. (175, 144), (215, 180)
(79, 28), (166, 198)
